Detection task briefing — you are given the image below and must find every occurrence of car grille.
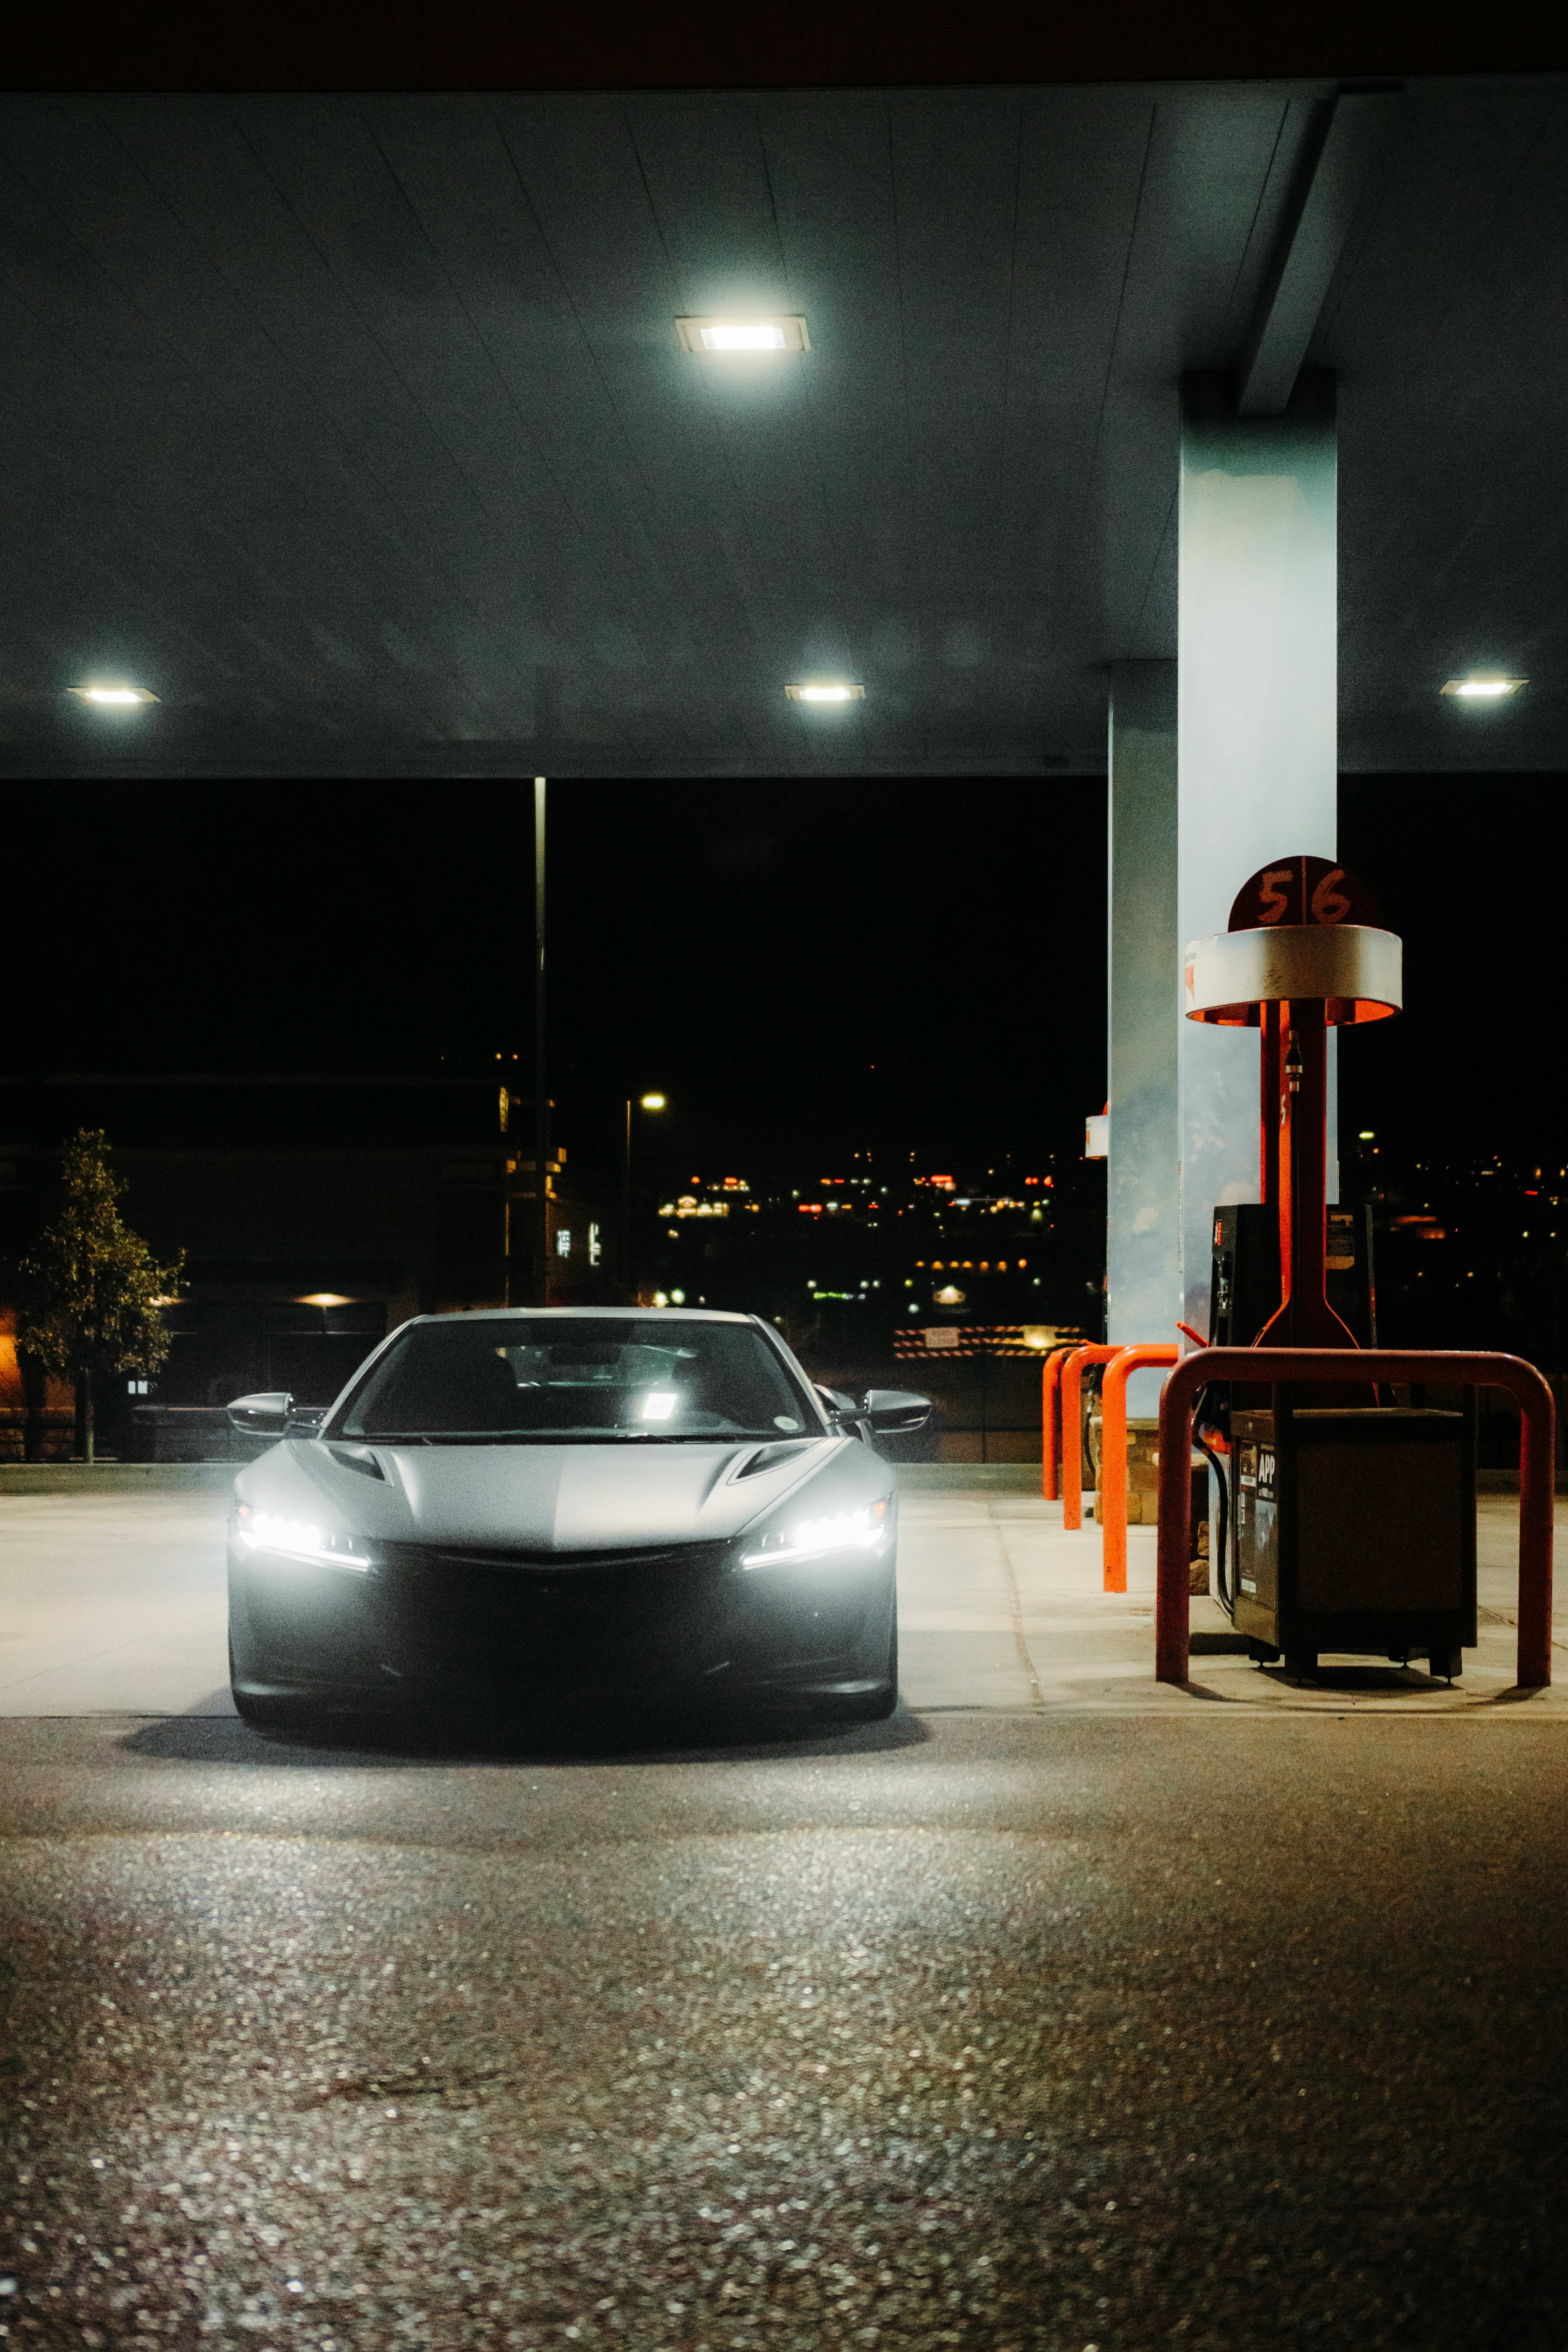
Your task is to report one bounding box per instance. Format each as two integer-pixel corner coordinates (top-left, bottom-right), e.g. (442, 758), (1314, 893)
(371, 1538), (736, 1686)
(382, 1540), (731, 1577)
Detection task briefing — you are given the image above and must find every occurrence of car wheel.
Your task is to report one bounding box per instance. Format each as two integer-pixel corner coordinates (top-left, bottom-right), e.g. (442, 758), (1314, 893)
(825, 1603), (899, 1723)
(231, 1685), (300, 1732)
(230, 1642), (308, 1734)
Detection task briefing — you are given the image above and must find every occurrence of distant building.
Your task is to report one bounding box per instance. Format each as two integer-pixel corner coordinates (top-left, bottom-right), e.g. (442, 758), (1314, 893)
(0, 1073), (616, 1459)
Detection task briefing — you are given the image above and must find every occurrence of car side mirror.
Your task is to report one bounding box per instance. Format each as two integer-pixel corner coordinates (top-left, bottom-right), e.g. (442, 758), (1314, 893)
(814, 1384), (863, 1428)
(227, 1391), (293, 1438)
(861, 1388), (932, 1434)
(284, 1406), (328, 1439)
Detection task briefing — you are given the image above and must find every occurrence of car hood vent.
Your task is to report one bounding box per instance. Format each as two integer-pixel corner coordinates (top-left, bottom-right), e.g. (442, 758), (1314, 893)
(733, 1441), (813, 1480)
(328, 1445), (386, 1481)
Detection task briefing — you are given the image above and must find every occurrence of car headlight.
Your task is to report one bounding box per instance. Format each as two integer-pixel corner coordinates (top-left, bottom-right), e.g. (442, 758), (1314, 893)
(235, 1505), (372, 1572)
(741, 1495), (891, 1570)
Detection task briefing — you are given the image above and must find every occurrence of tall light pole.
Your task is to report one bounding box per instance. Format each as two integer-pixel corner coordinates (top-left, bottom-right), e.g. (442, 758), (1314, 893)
(624, 1091), (666, 1304)
(534, 776), (549, 1307)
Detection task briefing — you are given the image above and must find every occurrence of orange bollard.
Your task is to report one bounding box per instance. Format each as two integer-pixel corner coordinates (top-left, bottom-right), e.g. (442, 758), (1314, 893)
(1099, 1344), (1179, 1592)
(1060, 1343), (1121, 1530)
(1041, 1346), (1075, 1501)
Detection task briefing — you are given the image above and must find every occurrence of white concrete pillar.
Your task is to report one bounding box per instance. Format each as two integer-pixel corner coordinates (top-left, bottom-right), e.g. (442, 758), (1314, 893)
(1177, 372), (1338, 1336)
(1107, 660), (1179, 1413)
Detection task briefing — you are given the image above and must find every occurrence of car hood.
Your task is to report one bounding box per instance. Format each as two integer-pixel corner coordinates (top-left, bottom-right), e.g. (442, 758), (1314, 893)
(232, 1434), (878, 1554)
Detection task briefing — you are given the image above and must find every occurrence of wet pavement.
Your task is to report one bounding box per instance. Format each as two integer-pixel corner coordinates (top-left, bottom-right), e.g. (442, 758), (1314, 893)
(4, 1703), (1568, 2350)
(3, 1474), (1568, 2348)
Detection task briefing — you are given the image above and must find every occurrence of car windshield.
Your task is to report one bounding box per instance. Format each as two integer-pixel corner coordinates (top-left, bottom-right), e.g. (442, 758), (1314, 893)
(333, 1317), (820, 1443)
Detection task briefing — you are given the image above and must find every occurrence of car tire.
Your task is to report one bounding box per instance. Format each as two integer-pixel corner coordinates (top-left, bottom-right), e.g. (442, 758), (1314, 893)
(230, 1643), (308, 1733)
(231, 1685), (298, 1732)
(825, 1603), (899, 1723)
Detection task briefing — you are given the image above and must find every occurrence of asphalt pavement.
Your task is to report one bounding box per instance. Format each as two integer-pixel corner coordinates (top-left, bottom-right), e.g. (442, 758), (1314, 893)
(3, 1478), (1568, 2349)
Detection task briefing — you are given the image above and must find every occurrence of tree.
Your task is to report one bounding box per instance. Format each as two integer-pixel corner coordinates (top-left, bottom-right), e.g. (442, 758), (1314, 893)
(19, 1129), (184, 1463)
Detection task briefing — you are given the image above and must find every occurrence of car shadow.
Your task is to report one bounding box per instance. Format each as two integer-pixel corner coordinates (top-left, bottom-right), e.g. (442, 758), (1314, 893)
(117, 1701), (931, 1771)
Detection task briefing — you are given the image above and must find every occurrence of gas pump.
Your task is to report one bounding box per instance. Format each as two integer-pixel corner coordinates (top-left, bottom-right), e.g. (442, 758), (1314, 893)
(1184, 858), (1477, 1682)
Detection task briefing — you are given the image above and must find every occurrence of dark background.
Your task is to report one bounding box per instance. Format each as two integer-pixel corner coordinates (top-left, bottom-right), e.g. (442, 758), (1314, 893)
(10, 772), (1562, 1184)
(4, 770), (1564, 1450)
(1334, 773), (1564, 1163)
(12, 0), (1567, 94)
(13, 777), (1108, 1192)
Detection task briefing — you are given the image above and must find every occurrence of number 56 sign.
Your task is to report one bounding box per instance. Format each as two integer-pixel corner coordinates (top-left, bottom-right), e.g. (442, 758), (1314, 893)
(1227, 855), (1383, 933)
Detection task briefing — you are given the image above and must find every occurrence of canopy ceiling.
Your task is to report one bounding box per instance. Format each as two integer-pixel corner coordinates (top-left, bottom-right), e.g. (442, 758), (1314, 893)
(1, 77), (1563, 777)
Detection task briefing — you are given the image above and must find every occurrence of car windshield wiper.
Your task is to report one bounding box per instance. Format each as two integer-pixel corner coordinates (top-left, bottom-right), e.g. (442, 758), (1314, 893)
(334, 1431), (429, 1445)
(339, 1429), (783, 1446)
(614, 1426), (795, 1440)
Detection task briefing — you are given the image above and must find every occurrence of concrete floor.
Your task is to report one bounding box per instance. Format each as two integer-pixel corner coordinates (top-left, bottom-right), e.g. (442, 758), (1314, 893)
(2, 1478), (1567, 2348)
(0, 1478), (1562, 1718)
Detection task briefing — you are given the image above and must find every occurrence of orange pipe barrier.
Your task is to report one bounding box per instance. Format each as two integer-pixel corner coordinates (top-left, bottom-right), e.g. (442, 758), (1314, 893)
(1040, 1346), (1076, 1500)
(1060, 1344), (1121, 1530)
(1155, 1347), (1556, 1688)
(1099, 1343), (1180, 1592)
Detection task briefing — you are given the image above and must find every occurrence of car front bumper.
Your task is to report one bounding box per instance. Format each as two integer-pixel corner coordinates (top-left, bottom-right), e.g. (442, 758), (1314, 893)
(227, 1532), (896, 1710)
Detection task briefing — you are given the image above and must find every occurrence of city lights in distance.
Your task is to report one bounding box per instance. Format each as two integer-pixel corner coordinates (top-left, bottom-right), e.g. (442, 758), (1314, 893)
(676, 316), (810, 354)
(1441, 675), (1525, 698)
(69, 683), (158, 707)
(787, 682), (864, 705)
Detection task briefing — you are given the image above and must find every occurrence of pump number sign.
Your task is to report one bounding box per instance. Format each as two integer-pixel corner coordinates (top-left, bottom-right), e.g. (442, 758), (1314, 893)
(1227, 855), (1383, 933)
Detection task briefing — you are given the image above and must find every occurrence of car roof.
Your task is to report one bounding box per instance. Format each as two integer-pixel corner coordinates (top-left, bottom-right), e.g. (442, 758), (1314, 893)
(410, 1305), (759, 1326)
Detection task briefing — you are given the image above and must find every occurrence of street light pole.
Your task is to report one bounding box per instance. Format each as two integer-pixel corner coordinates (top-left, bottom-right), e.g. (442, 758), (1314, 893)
(624, 1091), (666, 1305)
(534, 776), (549, 1308)
(623, 1097), (632, 1304)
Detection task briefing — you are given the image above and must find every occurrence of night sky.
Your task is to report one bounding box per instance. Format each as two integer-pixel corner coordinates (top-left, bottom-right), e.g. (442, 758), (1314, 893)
(10, 772), (1563, 1189)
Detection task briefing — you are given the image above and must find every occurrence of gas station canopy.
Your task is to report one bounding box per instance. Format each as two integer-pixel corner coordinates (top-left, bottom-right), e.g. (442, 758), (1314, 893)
(0, 77), (1563, 779)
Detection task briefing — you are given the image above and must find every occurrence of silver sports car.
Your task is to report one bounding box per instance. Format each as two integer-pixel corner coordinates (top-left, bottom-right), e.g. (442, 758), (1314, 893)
(224, 1307), (931, 1731)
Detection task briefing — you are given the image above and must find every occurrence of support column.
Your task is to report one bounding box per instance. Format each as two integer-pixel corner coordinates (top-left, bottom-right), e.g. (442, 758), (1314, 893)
(1177, 372), (1338, 1336)
(1107, 661), (1179, 1415)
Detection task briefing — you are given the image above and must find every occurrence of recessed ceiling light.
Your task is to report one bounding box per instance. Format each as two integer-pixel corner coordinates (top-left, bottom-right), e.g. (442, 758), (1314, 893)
(298, 1293), (352, 1308)
(1440, 675), (1525, 698)
(676, 316), (810, 354)
(68, 683), (159, 707)
(786, 682), (864, 705)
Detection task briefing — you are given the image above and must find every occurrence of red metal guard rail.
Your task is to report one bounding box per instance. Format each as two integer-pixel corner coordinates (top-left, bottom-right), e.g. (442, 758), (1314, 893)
(1061, 1344), (1122, 1530)
(1101, 1344), (1179, 1593)
(1040, 1346), (1076, 1501)
(1155, 1348), (1557, 1688)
